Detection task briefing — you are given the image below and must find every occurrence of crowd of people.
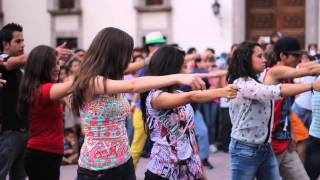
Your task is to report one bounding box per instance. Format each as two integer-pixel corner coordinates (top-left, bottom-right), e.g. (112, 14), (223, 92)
(0, 22), (320, 180)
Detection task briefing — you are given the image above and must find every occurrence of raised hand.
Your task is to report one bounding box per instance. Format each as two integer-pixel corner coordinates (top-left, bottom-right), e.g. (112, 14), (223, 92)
(56, 42), (73, 62)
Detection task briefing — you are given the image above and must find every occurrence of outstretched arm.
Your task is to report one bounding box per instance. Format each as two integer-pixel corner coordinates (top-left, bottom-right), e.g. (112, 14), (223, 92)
(266, 64), (320, 84)
(93, 73), (216, 95)
(124, 56), (147, 74)
(239, 79), (318, 100)
(3, 54), (28, 71)
(151, 85), (238, 109)
(50, 80), (73, 101)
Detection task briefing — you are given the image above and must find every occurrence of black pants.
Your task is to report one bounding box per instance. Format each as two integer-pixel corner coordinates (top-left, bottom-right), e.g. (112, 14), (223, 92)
(144, 170), (201, 180)
(24, 148), (62, 180)
(77, 158), (136, 180)
(305, 136), (320, 180)
(217, 108), (231, 151)
(144, 170), (168, 180)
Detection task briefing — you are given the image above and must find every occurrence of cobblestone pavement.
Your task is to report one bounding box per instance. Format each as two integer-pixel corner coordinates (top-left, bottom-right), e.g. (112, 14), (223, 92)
(60, 152), (231, 180)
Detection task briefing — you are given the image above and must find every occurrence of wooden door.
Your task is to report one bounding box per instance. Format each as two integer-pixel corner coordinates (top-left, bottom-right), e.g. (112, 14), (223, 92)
(246, 0), (305, 46)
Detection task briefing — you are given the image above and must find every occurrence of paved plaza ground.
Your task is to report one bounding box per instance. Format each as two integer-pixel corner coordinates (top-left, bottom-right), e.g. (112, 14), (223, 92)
(60, 152), (231, 180)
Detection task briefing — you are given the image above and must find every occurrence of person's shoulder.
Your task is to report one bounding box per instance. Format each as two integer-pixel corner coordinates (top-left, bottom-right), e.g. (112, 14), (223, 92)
(263, 65), (286, 83)
(234, 77), (250, 82)
(40, 83), (55, 97)
(41, 82), (55, 88)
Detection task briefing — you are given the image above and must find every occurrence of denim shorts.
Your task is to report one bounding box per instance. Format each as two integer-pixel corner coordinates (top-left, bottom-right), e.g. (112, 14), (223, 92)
(229, 138), (280, 180)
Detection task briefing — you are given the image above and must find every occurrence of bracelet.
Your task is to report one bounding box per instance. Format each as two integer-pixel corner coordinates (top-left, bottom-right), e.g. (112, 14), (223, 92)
(311, 83), (314, 94)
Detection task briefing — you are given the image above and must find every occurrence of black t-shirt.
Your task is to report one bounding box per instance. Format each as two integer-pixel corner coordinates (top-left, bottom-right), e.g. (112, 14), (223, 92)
(0, 55), (27, 132)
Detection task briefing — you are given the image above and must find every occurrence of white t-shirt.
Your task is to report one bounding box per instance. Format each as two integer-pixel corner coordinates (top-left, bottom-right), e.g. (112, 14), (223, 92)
(295, 76), (317, 110)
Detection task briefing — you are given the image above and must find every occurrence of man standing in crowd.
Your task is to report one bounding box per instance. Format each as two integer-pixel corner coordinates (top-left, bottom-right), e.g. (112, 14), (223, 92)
(264, 36), (320, 180)
(0, 23), (72, 180)
(0, 23), (28, 180)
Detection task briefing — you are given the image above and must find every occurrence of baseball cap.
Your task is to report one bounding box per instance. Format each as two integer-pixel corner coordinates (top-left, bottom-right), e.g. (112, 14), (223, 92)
(145, 31), (166, 45)
(274, 36), (302, 56)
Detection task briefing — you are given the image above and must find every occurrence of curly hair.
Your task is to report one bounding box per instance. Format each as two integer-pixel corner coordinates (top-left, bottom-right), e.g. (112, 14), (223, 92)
(227, 41), (261, 84)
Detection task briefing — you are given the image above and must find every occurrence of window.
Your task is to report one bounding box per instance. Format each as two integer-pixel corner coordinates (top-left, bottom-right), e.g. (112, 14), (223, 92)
(56, 37), (78, 49)
(47, 0), (81, 15)
(135, 0), (171, 13)
(146, 0), (163, 6)
(59, 0), (75, 9)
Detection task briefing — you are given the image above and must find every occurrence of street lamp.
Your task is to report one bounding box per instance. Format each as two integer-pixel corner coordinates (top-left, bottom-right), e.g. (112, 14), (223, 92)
(212, 0), (220, 16)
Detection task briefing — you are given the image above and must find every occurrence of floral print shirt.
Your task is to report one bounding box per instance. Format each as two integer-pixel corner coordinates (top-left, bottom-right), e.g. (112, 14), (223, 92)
(78, 94), (131, 171)
(145, 89), (202, 180)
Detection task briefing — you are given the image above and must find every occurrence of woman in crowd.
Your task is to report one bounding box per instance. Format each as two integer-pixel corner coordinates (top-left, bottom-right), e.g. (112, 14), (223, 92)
(18, 45), (73, 180)
(227, 41), (320, 180)
(305, 76), (320, 180)
(140, 45), (239, 180)
(64, 58), (81, 131)
(70, 27), (210, 180)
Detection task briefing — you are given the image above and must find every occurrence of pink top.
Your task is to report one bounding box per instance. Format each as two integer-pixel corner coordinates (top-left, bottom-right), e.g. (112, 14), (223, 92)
(78, 94), (131, 171)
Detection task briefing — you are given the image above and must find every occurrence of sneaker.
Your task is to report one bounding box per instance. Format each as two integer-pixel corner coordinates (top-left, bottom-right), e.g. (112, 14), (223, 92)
(202, 158), (214, 170)
(209, 144), (218, 153)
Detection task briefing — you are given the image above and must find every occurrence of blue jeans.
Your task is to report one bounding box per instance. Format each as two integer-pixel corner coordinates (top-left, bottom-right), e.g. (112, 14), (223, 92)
(229, 138), (280, 180)
(126, 116), (134, 144)
(194, 110), (209, 160)
(0, 130), (28, 180)
(199, 102), (219, 144)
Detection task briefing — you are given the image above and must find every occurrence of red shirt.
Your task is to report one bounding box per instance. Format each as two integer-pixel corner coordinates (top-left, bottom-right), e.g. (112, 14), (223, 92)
(27, 83), (64, 154)
(264, 66), (291, 155)
(271, 97), (290, 154)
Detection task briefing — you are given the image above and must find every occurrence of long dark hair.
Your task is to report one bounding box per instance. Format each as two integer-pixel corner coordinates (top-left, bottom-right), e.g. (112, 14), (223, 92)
(18, 45), (57, 117)
(140, 45), (185, 133)
(71, 27), (134, 116)
(227, 41), (261, 84)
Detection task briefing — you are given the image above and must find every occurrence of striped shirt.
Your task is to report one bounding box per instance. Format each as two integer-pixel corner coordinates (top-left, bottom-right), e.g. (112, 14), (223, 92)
(311, 80), (320, 138)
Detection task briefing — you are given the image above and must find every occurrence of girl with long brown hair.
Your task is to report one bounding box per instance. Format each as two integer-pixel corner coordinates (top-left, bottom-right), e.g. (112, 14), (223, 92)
(18, 45), (73, 180)
(71, 27), (210, 180)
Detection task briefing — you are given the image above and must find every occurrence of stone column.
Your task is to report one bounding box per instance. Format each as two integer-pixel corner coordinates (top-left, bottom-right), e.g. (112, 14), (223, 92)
(232, 0), (245, 44)
(306, 0), (319, 48)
